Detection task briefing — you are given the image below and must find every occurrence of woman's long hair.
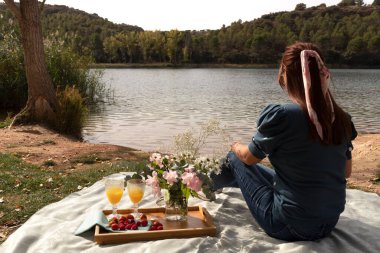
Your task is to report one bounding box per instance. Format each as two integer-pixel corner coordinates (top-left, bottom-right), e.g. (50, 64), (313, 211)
(278, 42), (352, 145)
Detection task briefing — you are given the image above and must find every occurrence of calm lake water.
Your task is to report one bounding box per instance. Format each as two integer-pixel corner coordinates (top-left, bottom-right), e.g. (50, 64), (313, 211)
(83, 69), (380, 153)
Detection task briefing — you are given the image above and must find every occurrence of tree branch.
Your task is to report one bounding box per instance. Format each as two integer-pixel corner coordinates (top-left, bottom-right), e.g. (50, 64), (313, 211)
(3, 0), (21, 20)
(39, 0), (47, 12)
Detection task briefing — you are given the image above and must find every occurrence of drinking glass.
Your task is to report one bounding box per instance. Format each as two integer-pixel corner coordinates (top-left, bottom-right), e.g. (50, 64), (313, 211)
(127, 179), (145, 217)
(105, 177), (125, 218)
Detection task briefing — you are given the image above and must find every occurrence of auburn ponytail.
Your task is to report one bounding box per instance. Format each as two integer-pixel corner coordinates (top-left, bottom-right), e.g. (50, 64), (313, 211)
(278, 42), (352, 145)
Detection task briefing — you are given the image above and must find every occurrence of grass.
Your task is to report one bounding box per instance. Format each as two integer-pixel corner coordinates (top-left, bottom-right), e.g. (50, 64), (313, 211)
(42, 159), (57, 167)
(0, 115), (12, 129)
(0, 152), (142, 241)
(71, 154), (111, 164)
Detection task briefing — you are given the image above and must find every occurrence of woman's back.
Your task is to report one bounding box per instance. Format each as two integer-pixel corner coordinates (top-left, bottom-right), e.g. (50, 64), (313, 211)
(256, 103), (351, 225)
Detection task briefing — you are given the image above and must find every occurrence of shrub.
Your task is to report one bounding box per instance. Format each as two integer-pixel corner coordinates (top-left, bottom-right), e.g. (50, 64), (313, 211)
(0, 28), (27, 109)
(44, 39), (107, 104)
(56, 86), (87, 138)
(0, 113), (13, 128)
(0, 26), (107, 111)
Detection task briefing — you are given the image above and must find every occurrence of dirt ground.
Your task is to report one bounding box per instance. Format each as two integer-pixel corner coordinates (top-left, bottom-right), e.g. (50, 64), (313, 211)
(0, 125), (379, 195)
(0, 125), (148, 171)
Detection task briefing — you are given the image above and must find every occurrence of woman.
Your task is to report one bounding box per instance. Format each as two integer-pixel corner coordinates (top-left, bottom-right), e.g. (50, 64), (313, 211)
(212, 42), (357, 241)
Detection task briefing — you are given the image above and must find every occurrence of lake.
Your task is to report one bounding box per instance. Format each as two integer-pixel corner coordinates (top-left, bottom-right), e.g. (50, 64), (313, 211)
(83, 68), (380, 153)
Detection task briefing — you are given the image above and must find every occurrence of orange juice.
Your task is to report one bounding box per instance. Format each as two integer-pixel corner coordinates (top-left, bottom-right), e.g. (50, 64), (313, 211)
(128, 187), (144, 204)
(106, 186), (124, 205)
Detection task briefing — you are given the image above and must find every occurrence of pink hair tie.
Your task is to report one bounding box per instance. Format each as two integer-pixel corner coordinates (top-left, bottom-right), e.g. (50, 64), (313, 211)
(300, 50), (335, 140)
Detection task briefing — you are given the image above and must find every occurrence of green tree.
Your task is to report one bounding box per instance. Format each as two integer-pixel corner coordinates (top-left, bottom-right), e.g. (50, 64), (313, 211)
(124, 32), (140, 63)
(166, 30), (183, 64)
(355, 0), (364, 6)
(295, 3), (307, 11)
(103, 35), (124, 62)
(372, 0), (380, 5)
(338, 0), (355, 6)
(368, 35), (380, 52)
(90, 32), (105, 62)
(346, 37), (366, 55)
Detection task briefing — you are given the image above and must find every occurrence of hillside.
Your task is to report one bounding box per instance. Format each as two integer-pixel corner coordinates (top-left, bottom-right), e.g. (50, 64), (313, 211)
(40, 5), (143, 62)
(0, 3), (143, 62)
(0, 3), (379, 66)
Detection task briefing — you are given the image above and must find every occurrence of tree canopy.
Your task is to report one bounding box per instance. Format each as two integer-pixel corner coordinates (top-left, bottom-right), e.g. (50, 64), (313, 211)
(1, 3), (379, 67)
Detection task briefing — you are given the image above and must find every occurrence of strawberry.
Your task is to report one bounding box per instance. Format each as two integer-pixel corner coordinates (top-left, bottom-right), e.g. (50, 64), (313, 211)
(141, 220), (148, 227)
(126, 224), (133, 230)
(119, 224), (126, 230)
(111, 223), (119, 230)
(157, 226), (163, 230)
(110, 217), (118, 224)
(126, 214), (134, 219)
(136, 221), (141, 227)
(150, 225), (157, 231)
(131, 224), (138, 230)
(140, 214), (147, 220)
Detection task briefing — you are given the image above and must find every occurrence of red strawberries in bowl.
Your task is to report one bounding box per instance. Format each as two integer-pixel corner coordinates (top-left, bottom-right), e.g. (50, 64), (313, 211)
(108, 214), (164, 231)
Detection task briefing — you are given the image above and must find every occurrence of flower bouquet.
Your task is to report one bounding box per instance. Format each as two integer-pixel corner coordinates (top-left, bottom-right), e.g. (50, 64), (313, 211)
(144, 153), (220, 221)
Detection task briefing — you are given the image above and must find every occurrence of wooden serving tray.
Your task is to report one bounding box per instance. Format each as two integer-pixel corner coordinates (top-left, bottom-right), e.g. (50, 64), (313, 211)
(94, 206), (216, 245)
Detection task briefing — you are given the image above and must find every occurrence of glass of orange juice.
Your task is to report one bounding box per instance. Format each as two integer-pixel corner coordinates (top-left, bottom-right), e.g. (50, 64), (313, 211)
(127, 179), (145, 217)
(105, 177), (125, 218)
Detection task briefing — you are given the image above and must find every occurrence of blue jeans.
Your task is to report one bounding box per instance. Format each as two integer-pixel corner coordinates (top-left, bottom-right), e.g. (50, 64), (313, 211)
(211, 151), (338, 241)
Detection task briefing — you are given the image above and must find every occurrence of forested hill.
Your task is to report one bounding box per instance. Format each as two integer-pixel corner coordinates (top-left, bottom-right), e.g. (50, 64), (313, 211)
(0, 3), (143, 62)
(40, 5), (143, 62)
(1, 3), (379, 67)
(236, 4), (380, 66)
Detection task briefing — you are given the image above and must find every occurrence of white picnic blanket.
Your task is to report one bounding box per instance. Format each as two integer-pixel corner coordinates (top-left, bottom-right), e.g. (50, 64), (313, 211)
(1, 172), (379, 253)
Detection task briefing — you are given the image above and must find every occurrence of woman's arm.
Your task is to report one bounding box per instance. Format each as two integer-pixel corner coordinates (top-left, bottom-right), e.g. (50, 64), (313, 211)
(231, 141), (262, 166)
(345, 159), (352, 178)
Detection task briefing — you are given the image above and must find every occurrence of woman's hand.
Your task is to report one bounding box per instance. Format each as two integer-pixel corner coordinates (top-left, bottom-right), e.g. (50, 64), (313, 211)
(231, 141), (261, 166)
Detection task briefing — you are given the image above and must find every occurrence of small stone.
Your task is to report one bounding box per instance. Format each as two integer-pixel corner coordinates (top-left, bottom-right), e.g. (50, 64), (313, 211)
(77, 185), (83, 190)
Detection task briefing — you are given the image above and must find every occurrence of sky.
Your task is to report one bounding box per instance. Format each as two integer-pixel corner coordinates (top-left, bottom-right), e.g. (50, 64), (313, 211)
(8, 0), (374, 31)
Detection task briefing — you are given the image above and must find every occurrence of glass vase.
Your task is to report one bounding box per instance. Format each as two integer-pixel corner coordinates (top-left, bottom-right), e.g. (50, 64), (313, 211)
(165, 195), (188, 221)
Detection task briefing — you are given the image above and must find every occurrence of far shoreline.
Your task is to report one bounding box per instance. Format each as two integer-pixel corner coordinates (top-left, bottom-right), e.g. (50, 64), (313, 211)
(91, 63), (380, 69)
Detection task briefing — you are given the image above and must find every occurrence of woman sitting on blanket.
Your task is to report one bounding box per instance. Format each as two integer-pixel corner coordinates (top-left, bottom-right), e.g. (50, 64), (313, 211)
(212, 42), (357, 241)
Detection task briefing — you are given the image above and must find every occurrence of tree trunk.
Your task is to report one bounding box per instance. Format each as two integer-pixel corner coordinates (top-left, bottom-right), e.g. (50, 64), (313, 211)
(5, 0), (58, 128)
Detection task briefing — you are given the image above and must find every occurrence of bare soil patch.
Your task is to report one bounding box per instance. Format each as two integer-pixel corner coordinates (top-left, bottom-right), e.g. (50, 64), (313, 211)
(0, 125), (148, 171)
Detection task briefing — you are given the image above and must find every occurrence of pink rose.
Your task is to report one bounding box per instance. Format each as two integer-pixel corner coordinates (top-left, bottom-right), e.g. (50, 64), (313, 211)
(146, 171), (161, 197)
(163, 170), (178, 185)
(149, 153), (163, 168)
(181, 172), (202, 192)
